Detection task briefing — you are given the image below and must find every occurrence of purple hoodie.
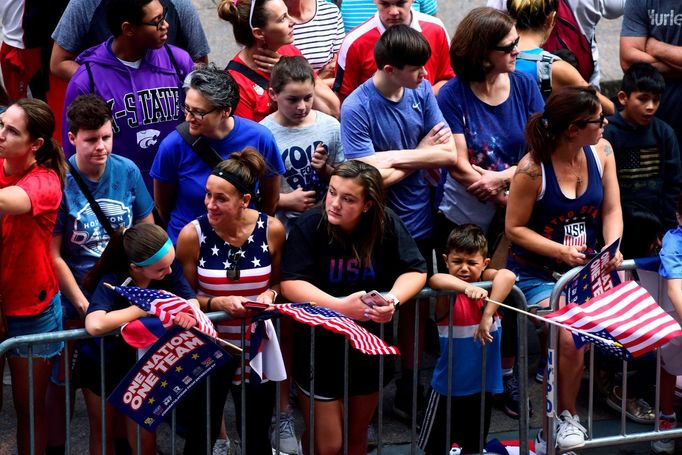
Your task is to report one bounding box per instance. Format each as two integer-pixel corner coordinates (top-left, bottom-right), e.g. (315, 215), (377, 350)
(63, 37), (193, 190)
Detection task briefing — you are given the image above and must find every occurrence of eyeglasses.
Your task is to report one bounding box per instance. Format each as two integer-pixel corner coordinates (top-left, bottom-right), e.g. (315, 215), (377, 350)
(140, 9), (167, 31)
(577, 113), (606, 128)
(492, 36), (520, 54)
(226, 248), (243, 281)
(181, 104), (217, 120)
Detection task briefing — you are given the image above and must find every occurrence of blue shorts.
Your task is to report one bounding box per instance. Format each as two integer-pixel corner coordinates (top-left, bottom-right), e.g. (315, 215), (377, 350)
(508, 262), (561, 308)
(6, 293), (63, 359)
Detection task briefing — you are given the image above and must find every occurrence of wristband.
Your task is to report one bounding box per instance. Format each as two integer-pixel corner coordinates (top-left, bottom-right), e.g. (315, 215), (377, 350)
(207, 297), (214, 312)
(268, 289), (279, 302)
(386, 293), (400, 309)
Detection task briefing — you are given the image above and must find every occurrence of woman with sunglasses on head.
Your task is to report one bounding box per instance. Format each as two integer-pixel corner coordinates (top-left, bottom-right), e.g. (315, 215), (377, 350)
(0, 98), (66, 455)
(506, 0), (614, 113)
(151, 65), (285, 244)
(436, 7), (544, 419)
(280, 160), (427, 455)
(217, 0), (339, 122)
(506, 86), (622, 453)
(175, 148), (285, 454)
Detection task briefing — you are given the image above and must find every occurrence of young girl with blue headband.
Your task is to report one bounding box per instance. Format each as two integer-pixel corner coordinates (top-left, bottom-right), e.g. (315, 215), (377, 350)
(79, 223), (198, 454)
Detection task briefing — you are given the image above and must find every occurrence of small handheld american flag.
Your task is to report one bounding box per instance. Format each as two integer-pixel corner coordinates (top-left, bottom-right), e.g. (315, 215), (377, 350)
(276, 303), (400, 356)
(105, 284), (217, 339)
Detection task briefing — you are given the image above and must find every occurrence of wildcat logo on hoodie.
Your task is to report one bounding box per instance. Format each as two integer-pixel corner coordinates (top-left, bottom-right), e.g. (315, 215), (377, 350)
(137, 129), (161, 149)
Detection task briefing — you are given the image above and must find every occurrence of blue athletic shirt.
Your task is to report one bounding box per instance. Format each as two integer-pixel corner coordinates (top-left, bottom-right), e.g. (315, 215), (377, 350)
(341, 78), (447, 240)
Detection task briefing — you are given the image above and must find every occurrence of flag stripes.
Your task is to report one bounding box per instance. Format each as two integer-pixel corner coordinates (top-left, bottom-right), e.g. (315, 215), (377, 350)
(546, 281), (682, 358)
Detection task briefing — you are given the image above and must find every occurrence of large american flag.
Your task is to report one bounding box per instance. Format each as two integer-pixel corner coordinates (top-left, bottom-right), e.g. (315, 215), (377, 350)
(107, 285), (218, 339)
(546, 280), (682, 360)
(277, 303), (400, 356)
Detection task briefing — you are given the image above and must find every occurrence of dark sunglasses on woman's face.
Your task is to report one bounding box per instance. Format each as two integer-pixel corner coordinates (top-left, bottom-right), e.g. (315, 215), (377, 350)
(492, 36), (520, 54)
(576, 113), (606, 128)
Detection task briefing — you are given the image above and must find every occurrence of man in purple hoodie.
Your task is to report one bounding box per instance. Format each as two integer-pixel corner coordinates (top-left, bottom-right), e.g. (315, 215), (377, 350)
(62, 0), (194, 190)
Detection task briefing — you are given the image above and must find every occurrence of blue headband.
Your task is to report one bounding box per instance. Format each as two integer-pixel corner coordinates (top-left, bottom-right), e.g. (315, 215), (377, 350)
(133, 238), (172, 266)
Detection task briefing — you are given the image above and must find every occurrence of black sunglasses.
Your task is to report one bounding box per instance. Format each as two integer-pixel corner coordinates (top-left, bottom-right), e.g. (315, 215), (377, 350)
(577, 113), (606, 128)
(492, 36), (520, 54)
(226, 248), (243, 281)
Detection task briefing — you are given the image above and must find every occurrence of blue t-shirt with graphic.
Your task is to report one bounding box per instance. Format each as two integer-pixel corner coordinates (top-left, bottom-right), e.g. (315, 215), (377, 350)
(55, 154), (154, 307)
(341, 78), (446, 240)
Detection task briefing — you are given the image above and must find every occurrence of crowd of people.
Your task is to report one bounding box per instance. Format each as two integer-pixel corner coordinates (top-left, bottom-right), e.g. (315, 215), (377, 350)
(1, 0), (682, 454)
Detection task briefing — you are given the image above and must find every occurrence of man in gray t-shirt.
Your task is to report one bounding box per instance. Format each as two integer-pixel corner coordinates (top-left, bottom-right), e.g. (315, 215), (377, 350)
(621, 0), (682, 144)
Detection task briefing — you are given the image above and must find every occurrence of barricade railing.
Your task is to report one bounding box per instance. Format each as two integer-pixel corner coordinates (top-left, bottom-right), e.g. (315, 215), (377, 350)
(0, 286), (529, 454)
(544, 259), (682, 454)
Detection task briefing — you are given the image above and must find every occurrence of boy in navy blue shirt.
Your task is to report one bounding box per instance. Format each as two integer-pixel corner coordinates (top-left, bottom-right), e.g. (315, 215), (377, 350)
(603, 62), (682, 230)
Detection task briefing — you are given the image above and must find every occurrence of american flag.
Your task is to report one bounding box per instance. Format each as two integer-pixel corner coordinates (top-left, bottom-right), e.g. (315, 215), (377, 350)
(546, 281), (682, 360)
(276, 303), (400, 356)
(615, 146), (660, 181)
(107, 285), (218, 339)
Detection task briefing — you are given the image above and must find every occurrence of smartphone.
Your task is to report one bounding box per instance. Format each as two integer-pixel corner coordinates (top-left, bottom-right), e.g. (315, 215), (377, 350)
(360, 290), (389, 308)
(243, 300), (269, 311)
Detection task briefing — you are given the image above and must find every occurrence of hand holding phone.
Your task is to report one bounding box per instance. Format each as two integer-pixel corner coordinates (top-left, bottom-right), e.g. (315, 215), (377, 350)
(243, 300), (269, 311)
(360, 290), (389, 308)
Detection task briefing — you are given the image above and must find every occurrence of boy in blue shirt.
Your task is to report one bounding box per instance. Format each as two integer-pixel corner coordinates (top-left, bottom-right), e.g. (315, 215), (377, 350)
(603, 62), (682, 230)
(419, 224), (515, 454)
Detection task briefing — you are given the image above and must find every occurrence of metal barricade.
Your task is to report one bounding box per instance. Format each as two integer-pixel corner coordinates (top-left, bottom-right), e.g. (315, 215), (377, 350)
(544, 259), (682, 454)
(0, 286), (530, 455)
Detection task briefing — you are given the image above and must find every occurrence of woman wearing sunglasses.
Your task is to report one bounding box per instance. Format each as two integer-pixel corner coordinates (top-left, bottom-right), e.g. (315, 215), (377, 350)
(435, 7), (544, 419)
(435, 7), (544, 255)
(506, 86), (622, 453)
(217, 0), (339, 122)
(175, 148), (285, 454)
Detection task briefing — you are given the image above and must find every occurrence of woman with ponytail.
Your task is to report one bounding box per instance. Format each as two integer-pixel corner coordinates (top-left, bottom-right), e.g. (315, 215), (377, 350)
(505, 86), (623, 452)
(0, 98), (65, 455)
(81, 223), (197, 454)
(175, 147), (286, 454)
(217, 0), (339, 121)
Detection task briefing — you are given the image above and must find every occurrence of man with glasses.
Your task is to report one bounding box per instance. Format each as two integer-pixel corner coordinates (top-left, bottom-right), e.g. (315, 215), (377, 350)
(62, 0), (194, 192)
(333, 0), (453, 101)
(50, 0), (209, 81)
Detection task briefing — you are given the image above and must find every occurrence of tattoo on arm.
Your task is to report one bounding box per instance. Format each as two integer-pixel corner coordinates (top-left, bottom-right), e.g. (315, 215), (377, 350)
(604, 144), (613, 156)
(514, 161), (541, 179)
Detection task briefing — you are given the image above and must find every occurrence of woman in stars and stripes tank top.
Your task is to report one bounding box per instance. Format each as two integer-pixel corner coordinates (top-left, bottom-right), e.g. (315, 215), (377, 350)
(506, 87), (623, 450)
(176, 148), (286, 455)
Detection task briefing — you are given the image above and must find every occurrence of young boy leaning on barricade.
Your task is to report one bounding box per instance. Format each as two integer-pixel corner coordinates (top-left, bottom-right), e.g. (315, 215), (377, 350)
(418, 224), (516, 454)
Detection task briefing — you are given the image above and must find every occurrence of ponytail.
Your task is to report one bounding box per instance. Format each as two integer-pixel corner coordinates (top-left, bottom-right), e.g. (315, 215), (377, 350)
(218, 0), (272, 47)
(83, 224), (170, 292)
(14, 99), (67, 187)
(524, 86), (600, 164)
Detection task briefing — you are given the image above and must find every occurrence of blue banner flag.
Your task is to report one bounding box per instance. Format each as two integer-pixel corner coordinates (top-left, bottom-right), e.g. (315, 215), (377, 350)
(108, 326), (231, 430)
(566, 238), (622, 304)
